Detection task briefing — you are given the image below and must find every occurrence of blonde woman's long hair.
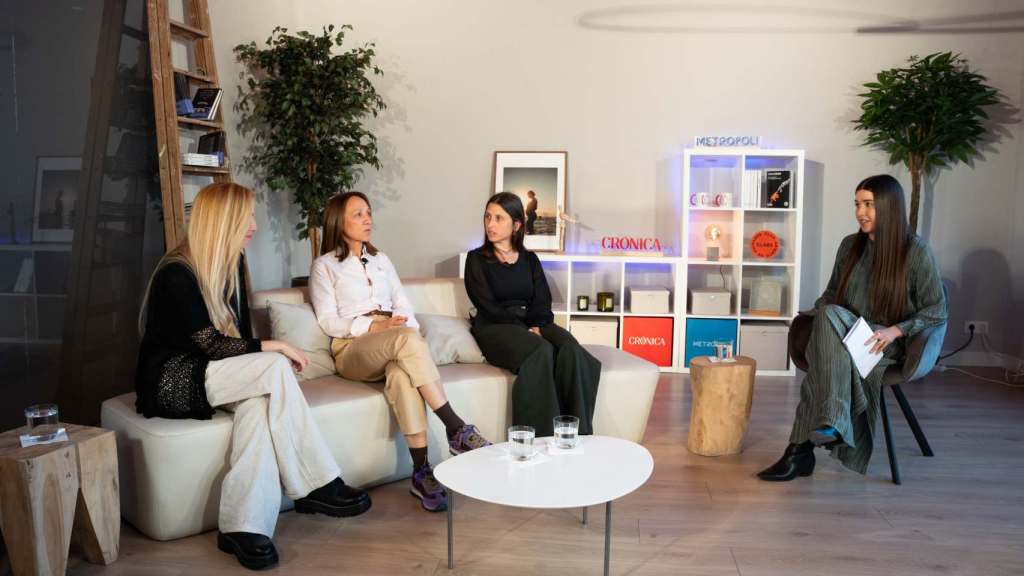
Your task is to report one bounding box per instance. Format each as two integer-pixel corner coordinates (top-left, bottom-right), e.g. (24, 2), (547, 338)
(139, 182), (254, 337)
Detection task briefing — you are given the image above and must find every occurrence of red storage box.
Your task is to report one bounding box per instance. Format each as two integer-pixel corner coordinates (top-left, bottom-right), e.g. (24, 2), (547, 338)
(622, 317), (674, 367)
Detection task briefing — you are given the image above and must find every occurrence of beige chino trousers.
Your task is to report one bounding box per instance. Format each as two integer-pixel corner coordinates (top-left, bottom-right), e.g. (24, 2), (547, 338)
(331, 326), (441, 436)
(205, 352), (341, 536)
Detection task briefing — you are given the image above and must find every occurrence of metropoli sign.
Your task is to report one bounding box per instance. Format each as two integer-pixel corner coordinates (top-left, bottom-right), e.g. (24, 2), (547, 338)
(693, 135), (760, 147)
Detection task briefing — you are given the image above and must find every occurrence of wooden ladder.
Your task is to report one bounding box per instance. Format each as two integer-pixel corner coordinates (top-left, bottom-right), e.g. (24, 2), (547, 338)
(146, 0), (232, 249)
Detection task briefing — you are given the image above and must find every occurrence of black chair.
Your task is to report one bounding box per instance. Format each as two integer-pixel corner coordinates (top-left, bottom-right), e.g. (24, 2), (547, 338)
(788, 310), (945, 485)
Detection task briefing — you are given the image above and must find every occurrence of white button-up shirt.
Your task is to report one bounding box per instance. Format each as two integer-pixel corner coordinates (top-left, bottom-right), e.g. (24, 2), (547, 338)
(309, 248), (419, 338)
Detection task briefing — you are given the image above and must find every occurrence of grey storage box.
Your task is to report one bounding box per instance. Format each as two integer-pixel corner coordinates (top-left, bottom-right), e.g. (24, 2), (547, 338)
(628, 286), (671, 314)
(690, 288), (732, 316)
(739, 322), (789, 370)
(570, 317), (619, 347)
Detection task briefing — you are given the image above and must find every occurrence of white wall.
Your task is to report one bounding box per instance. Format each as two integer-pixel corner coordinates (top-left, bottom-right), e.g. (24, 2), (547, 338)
(209, 0), (1024, 360)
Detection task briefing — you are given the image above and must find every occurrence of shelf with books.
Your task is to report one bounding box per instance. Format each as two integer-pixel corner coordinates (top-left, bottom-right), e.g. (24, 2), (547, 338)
(181, 165), (230, 175)
(173, 67), (215, 84)
(681, 147), (804, 374)
(177, 116), (222, 129)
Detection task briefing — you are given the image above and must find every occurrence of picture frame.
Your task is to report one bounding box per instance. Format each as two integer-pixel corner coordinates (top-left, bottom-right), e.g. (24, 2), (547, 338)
(492, 151), (567, 252)
(32, 156), (81, 243)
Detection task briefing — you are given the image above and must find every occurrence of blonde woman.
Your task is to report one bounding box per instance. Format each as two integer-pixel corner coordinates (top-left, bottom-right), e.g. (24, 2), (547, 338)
(310, 192), (490, 513)
(135, 183), (369, 570)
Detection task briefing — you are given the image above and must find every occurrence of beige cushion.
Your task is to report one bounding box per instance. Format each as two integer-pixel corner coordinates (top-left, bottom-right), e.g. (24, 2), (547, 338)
(416, 313), (485, 365)
(267, 301), (334, 379)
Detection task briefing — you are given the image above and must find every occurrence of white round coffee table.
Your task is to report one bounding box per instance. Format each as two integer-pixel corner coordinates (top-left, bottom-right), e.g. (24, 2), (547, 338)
(434, 435), (653, 575)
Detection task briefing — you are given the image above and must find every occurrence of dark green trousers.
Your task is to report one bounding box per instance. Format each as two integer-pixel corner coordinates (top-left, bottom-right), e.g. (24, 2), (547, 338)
(471, 322), (601, 437)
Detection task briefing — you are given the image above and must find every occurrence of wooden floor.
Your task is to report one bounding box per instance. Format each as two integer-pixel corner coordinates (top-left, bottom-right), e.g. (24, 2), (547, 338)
(65, 370), (1024, 576)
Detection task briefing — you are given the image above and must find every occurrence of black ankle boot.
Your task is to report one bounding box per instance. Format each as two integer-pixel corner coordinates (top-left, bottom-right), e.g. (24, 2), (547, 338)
(217, 531), (278, 570)
(295, 477), (372, 517)
(757, 442), (815, 482)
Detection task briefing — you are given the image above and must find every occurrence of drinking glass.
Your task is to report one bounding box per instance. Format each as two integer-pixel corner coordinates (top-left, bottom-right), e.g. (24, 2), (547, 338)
(24, 404), (61, 442)
(507, 425), (536, 460)
(552, 415), (579, 449)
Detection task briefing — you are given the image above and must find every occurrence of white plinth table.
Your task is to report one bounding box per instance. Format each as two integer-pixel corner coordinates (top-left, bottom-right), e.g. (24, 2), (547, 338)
(434, 435), (654, 575)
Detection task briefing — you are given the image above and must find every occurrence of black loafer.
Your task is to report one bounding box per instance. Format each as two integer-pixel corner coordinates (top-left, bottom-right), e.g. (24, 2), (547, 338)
(757, 442), (815, 482)
(217, 531), (278, 570)
(295, 477), (372, 517)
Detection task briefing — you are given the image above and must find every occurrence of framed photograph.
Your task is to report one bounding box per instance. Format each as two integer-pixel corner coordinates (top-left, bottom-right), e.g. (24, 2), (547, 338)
(33, 157), (81, 243)
(493, 151), (567, 252)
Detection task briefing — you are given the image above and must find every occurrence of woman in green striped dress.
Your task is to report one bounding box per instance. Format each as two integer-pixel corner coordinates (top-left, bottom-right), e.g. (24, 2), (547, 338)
(758, 174), (947, 481)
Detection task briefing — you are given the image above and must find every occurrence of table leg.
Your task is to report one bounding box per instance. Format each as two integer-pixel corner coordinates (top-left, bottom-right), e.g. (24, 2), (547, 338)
(447, 490), (454, 570)
(581, 507), (588, 525)
(604, 501), (612, 576)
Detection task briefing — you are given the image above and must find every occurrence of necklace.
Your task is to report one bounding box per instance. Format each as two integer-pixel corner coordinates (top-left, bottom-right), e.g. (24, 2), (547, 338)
(494, 245), (518, 263)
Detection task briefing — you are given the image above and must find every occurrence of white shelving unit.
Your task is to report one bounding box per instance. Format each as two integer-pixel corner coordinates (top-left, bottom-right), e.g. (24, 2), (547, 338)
(455, 146), (804, 376)
(459, 253), (684, 372)
(682, 147), (804, 376)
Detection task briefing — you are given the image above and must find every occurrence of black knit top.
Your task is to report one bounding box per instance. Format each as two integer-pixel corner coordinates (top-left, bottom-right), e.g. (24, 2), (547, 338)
(135, 259), (261, 419)
(464, 247), (554, 328)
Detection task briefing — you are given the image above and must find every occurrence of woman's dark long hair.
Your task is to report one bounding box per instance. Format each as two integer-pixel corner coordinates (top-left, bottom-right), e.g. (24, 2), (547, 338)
(834, 174), (911, 325)
(320, 191), (378, 261)
(479, 192), (527, 258)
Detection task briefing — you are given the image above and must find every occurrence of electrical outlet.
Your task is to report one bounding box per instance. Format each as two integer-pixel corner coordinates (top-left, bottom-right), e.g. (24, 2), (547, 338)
(964, 320), (989, 335)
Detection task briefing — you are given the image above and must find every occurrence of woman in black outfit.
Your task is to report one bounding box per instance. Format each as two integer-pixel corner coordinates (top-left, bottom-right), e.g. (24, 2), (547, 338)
(464, 192), (601, 436)
(136, 183), (369, 570)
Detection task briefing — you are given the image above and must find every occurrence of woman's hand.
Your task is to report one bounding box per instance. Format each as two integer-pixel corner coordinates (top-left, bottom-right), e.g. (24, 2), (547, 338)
(529, 326), (542, 336)
(261, 340), (310, 372)
(367, 315), (407, 333)
(864, 325), (903, 355)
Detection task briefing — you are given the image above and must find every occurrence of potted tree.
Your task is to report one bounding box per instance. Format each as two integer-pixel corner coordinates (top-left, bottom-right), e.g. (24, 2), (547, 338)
(853, 52), (1001, 233)
(235, 25), (386, 280)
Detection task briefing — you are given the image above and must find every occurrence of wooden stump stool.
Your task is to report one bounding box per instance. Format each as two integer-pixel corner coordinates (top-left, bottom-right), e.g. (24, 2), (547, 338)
(687, 356), (757, 456)
(0, 424), (120, 575)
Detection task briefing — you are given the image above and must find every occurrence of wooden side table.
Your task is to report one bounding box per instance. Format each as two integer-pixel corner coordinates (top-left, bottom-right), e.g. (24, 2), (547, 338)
(687, 356), (757, 456)
(0, 424), (119, 575)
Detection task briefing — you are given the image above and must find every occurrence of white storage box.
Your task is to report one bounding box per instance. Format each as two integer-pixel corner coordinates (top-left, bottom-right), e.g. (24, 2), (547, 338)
(570, 317), (619, 347)
(690, 289), (732, 316)
(628, 286), (671, 314)
(740, 322), (789, 370)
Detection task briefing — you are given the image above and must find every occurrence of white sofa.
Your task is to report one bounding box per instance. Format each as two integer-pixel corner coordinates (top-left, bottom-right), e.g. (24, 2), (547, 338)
(101, 278), (659, 541)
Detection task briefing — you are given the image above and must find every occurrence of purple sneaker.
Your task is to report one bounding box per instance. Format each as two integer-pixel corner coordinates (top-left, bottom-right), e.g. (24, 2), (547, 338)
(448, 424), (492, 456)
(410, 464), (447, 512)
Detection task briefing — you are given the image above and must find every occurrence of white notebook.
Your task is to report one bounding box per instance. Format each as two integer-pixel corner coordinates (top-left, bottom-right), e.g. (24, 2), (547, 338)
(842, 316), (884, 379)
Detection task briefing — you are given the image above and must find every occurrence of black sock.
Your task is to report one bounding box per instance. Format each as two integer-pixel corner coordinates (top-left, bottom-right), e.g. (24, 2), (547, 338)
(410, 446), (429, 470)
(434, 402), (466, 439)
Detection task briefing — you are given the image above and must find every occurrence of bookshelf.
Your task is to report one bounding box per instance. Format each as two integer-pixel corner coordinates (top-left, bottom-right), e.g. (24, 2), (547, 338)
(682, 147), (805, 375)
(146, 0), (232, 247)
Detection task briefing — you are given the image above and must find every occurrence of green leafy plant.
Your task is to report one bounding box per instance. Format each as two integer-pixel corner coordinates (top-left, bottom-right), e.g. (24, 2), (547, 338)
(235, 25), (385, 259)
(853, 52), (1000, 232)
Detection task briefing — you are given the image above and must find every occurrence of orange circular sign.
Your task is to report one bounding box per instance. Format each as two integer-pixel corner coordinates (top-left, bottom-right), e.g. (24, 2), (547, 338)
(751, 230), (780, 259)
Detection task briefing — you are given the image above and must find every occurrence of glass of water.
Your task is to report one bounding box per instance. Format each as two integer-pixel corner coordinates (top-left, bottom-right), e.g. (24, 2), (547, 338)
(507, 425), (536, 460)
(24, 404), (61, 442)
(553, 415), (580, 449)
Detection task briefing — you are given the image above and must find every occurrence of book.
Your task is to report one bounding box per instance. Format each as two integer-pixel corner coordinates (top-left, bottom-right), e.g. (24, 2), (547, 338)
(182, 153), (220, 167)
(842, 316), (883, 379)
(174, 73), (194, 116)
(197, 130), (226, 165)
(765, 170), (792, 208)
(188, 87), (222, 121)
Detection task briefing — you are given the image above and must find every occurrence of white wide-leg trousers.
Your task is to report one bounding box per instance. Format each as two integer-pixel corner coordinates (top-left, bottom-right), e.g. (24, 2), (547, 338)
(205, 352), (340, 536)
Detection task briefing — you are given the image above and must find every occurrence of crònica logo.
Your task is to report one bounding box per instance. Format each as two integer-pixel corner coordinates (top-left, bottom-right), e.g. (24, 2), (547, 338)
(628, 336), (666, 346)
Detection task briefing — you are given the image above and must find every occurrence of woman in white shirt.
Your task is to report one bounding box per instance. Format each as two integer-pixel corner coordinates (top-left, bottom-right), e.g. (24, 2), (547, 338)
(310, 192), (490, 513)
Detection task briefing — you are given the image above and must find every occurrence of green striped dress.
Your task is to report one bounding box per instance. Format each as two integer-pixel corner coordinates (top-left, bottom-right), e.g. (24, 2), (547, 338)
(790, 233), (947, 473)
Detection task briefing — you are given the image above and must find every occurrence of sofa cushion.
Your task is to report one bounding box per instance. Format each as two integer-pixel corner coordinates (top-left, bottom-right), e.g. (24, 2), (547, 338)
(268, 301), (334, 379)
(416, 313), (485, 365)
